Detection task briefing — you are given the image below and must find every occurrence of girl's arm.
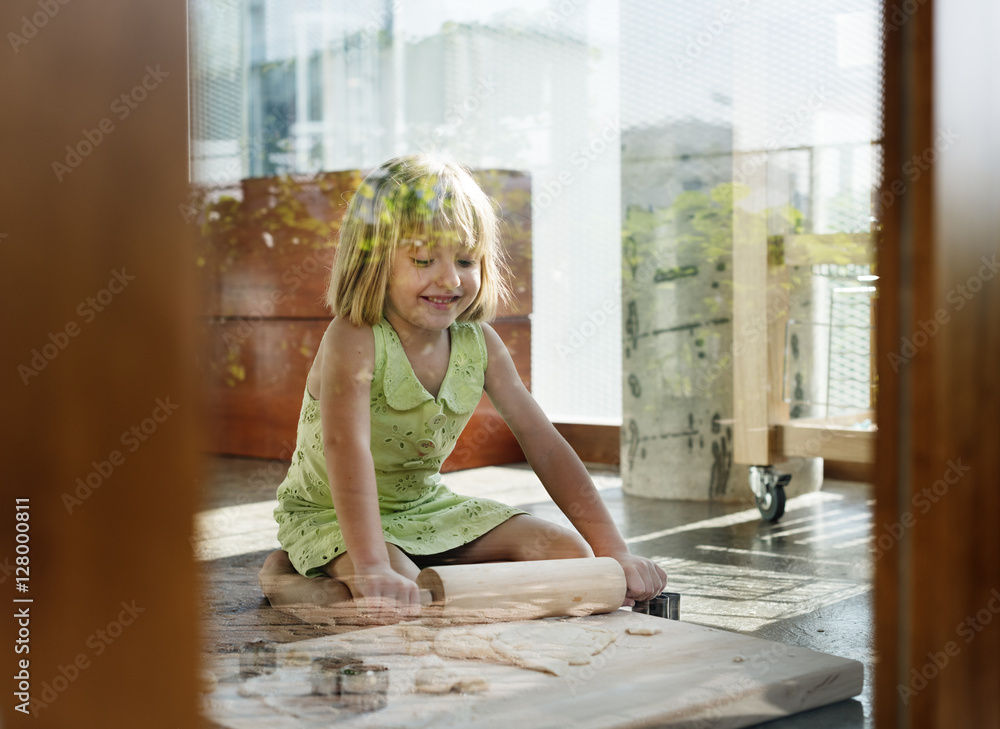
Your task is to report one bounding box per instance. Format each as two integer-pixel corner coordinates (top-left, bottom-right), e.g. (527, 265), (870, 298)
(317, 318), (419, 611)
(481, 323), (667, 600)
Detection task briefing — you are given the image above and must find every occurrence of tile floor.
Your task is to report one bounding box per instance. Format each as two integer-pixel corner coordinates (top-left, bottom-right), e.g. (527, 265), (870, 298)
(197, 456), (874, 728)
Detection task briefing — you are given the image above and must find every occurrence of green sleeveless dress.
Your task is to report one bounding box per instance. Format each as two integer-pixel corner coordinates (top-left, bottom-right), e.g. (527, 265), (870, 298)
(273, 318), (526, 578)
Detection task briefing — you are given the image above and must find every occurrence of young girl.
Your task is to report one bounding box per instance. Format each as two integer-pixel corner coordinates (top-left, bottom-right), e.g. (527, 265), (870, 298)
(259, 154), (666, 620)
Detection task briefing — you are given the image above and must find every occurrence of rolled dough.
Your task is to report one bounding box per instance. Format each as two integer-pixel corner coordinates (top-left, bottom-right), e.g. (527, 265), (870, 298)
(434, 622), (618, 676)
(626, 625), (663, 635)
(414, 667), (489, 694)
(338, 619), (621, 677)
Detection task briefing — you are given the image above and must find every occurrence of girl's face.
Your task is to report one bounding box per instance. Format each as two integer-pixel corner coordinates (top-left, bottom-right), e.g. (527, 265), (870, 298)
(384, 234), (482, 336)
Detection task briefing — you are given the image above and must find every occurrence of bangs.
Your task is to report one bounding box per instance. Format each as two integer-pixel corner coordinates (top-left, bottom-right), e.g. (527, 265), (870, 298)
(349, 156), (497, 255)
(328, 153), (510, 325)
(398, 220), (484, 258)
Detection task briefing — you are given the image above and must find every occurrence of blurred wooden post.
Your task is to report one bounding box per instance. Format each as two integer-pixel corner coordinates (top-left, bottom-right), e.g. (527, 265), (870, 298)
(876, 0), (1000, 725)
(0, 1), (203, 727)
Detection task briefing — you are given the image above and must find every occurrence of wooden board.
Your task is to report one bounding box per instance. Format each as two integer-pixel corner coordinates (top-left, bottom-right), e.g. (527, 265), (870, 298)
(203, 611), (862, 728)
(199, 317), (530, 470)
(776, 410), (876, 464)
(777, 421), (876, 464)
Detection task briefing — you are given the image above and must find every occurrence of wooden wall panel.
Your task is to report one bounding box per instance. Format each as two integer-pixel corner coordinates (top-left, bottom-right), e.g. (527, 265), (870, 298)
(196, 174), (358, 319)
(200, 320), (327, 458)
(196, 170), (531, 320)
(0, 2), (202, 727)
(475, 169), (533, 318)
(554, 424), (621, 466)
(200, 313), (530, 469)
(443, 317), (529, 472)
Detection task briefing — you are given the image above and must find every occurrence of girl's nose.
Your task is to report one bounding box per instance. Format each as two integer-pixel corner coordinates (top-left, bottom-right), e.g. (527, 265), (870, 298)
(438, 260), (461, 290)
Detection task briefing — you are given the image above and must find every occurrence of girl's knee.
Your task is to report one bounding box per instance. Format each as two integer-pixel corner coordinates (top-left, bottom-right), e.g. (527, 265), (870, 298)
(554, 530), (593, 559)
(259, 549), (296, 577)
(520, 525), (592, 560)
(258, 550), (353, 607)
(258, 551), (299, 605)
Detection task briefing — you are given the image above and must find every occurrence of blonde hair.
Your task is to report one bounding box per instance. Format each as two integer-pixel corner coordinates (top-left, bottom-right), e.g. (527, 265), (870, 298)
(327, 154), (510, 326)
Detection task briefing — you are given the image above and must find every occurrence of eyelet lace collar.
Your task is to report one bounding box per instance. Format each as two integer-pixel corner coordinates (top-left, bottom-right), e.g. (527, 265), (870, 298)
(380, 320), (483, 414)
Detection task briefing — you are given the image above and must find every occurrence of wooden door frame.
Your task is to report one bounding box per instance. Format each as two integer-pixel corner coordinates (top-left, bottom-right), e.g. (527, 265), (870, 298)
(876, 0), (1000, 726)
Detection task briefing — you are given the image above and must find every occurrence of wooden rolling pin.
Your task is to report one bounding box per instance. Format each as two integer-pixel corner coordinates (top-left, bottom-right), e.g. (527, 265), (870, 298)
(416, 557), (627, 621)
(262, 557), (627, 623)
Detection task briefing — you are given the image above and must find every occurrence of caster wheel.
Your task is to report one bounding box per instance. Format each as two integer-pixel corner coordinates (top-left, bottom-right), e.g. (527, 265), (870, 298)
(755, 481), (786, 522)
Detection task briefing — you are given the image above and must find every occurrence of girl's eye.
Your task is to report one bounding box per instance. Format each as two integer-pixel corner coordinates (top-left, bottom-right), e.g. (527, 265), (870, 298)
(458, 260), (477, 268)
(412, 259), (430, 267)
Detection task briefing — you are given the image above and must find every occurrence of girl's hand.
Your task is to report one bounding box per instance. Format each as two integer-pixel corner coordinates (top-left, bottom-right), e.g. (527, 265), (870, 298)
(346, 564), (422, 620)
(607, 552), (668, 606)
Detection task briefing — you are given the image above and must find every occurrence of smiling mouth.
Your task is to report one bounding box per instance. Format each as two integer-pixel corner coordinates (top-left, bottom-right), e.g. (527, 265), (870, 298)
(423, 295), (460, 306)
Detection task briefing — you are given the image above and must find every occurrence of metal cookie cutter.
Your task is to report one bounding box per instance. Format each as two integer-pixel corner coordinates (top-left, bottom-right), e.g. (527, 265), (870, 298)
(239, 640), (277, 678)
(632, 591), (681, 620)
(339, 664), (390, 712)
(309, 655), (361, 697)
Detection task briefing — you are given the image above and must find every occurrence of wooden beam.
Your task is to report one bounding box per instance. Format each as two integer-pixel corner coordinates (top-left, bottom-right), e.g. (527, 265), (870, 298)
(874, 2), (908, 719)
(731, 167), (771, 465)
(730, 12), (774, 467)
(777, 421), (875, 464)
(767, 265), (792, 442)
(0, 1), (203, 726)
(824, 460), (875, 484)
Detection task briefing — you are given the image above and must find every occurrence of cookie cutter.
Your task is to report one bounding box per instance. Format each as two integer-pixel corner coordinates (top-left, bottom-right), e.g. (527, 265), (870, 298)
(632, 591), (681, 620)
(239, 640), (277, 678)
(339, 664), (390, 712)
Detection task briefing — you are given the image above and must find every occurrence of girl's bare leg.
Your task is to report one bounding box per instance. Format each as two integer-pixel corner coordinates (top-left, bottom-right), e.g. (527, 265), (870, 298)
(425, 514), (593, 565)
